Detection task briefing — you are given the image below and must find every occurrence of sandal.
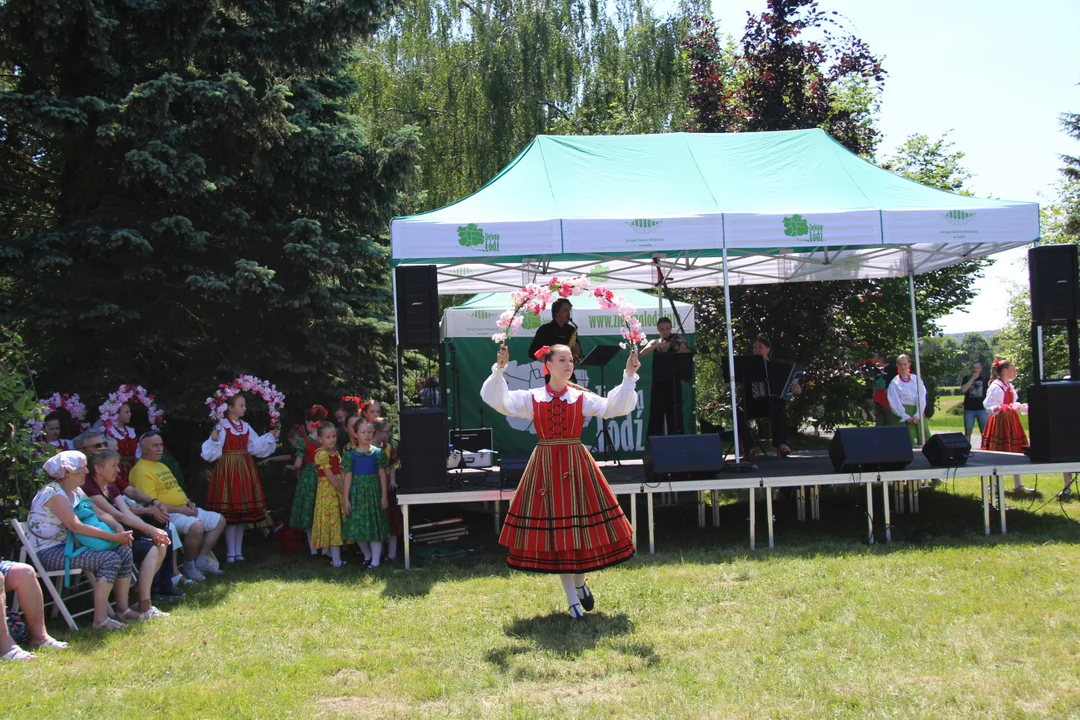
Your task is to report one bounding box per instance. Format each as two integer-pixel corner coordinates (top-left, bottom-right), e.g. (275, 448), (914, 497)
(117, 609), (143, 622)
(30, 636), (69, 651)
(568, 602), (585, 621)
(331, 560), (348, 568)
(226, 555), (237, 563)
(1, 645), (36, 661)
(92, 618), (128, 631)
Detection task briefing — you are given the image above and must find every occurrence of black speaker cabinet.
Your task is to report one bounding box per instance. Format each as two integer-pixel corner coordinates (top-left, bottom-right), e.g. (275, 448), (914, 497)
(499, 454), (531, 490)
(1027, 381), (1080, 462)
(1029, 245), (1080, 324)
(829, 426), (913, 473)
(397, 407), (448, 493)
(922, 432), (971, 467)
(395, 265), (440, 348)
(644, 434), (726, 481)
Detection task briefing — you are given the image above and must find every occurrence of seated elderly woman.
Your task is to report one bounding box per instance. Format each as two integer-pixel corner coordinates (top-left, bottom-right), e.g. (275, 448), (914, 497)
(1, 559), (68, 661)
(26, 451), (137, 630)
(84, 449), (171, 620)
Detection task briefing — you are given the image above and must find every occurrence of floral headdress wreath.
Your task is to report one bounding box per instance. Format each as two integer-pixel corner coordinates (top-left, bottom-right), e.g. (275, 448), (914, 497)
(99, 384), (164, 434)
(205, 375), (286, 428)
(27, 393), (89, 440)
(492, 275), (647, 349)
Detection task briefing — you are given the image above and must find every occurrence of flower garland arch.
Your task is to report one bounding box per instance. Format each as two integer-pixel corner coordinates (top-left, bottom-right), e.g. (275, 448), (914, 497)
(206, 375), (285, 428)
(98, 384), (164, 434)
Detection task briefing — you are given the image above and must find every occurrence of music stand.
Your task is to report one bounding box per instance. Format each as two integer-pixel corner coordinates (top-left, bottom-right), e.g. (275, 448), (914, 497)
(652, 352), (694, 435)
(722, 355), (772, 457)
(580, 344), (622, 465)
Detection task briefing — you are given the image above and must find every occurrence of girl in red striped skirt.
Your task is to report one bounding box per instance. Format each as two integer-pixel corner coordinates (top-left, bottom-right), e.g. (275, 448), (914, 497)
(982, 358), (1032, 494)
(481, 343), (640, 620)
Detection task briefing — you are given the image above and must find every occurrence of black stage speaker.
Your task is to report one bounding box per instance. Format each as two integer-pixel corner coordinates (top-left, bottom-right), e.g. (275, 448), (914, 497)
(829, 426), (913, 473)
(1029, 245), (1080, 324)
(499, 454), (531, 490)
(397, 407), (448, 493)
(1026, 381), (1080, 462)
(644, 434), (726, 481)
(922, 432), (971, 467)
(395, 265), (440, 348)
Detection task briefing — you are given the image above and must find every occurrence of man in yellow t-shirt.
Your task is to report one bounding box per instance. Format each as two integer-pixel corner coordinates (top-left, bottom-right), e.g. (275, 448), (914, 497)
(130, 432), (225, 581)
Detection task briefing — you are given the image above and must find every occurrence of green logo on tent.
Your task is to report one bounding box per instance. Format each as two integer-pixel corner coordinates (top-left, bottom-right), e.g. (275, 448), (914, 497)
(783, 214), (823, 243)
(457, 223), (500, 252)
(942, 210), (976, 226)
(521, 313), (542, 330)
(627, 219), (663, 234)
(589, 264), (611, 282)
(471, 310), (497, 320)
(448, 267), (473, 277)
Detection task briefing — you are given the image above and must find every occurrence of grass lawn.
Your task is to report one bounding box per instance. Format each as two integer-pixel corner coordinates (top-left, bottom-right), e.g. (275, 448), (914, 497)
(7, 473), (1080, 718)
(930, 393), (1030, 436)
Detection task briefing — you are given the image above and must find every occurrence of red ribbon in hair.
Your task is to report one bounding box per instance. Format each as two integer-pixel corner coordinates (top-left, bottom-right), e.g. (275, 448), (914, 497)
(992, 358), (1001, 370)
(340, 395), (363, 406)
(533, 345), (552, 360)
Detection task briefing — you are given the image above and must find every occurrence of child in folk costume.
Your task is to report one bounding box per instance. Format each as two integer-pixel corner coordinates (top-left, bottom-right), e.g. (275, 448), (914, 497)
(311, 421), (346, 567)
(201, 394), (279, 563)
(373, 418), (402, 561)
(290, 406), (328, 555)
(481, 343), (641, 620)
(342, 419), (391, 567)
(887, 353), (929, 447)
(43, 411), (74, 453)
(106, 403), (139, 487)
(982, 358), (1034, 494)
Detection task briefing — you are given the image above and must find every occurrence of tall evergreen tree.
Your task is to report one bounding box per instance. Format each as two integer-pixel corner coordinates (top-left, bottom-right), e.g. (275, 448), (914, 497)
(0, 0), (420, 430)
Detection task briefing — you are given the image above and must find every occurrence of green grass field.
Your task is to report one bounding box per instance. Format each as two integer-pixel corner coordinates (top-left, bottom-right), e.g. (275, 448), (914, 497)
(6, 470), (1080, 719)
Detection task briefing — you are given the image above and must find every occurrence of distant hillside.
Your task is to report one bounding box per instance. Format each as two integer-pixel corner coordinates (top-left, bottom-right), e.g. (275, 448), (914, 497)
(945, 330), (997, 342)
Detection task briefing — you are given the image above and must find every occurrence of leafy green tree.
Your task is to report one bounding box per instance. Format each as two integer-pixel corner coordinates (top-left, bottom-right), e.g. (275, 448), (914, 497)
(0, 0), (420, 446)
(957, 332), (993, 378)
(0, 332), (47, 518)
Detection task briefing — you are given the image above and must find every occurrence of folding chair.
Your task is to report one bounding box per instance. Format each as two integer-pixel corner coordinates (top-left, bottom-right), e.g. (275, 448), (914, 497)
(9, 519), (97, 630)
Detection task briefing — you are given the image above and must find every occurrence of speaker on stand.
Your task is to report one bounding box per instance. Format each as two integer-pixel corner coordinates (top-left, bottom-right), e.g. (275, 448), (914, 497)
(922, 433), (971, 467)
(397, 407), (449, 493)
(828, 427), (913, 473)
(643, 434), (727, 481)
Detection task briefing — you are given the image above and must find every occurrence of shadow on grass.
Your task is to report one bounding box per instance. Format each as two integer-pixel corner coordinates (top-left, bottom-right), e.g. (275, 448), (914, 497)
(485, 610), (659, 671)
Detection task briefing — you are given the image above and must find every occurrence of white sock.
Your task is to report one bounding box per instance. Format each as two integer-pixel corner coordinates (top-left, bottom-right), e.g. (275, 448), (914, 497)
(387, 535), (398, 559)
(573, 574), (586, 598)
(330, 546), (342, 566)
(306, 528), (316, 555)
(224, 525), (237, 557)
(234, 526), (245, 557)
(358, 541), (372, 561)
(370, 541), (383, 567)
(559, 574), (579, 608)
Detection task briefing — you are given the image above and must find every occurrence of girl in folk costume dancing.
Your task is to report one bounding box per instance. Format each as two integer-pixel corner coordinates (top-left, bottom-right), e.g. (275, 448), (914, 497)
(342, 418), (391, 567)
(887, 353), (929, 447)
(201, 394), (279, 563)
(290, 406), (329, 555)
(982, 359), (1035, 494)
(481, 343), (641, 620)
(373, 418), (402, 561)
(311, 421), (347, 567)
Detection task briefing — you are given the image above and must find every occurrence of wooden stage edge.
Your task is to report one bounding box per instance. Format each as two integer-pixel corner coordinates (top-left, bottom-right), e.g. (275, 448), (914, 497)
(397, 450), (1080, 569)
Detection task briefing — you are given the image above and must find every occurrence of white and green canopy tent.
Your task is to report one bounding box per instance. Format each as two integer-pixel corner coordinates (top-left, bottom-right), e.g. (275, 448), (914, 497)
(443, 290), (696, 459)
(391, 129), (1040, 460)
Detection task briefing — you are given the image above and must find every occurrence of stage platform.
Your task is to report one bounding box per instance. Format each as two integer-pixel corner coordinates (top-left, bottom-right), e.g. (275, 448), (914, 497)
(397, 450), (1080, 569)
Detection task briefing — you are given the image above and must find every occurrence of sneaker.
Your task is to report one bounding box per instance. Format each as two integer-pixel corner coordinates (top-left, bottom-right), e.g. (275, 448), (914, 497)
(181, 563), (206, 582)
(139, 606), (170, 620)
(196, 557), (224, 576)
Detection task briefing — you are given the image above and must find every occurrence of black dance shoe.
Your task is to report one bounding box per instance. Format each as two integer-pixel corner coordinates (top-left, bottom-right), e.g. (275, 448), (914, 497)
(576, 584), (594, 612)
(568, 603), (585, 621)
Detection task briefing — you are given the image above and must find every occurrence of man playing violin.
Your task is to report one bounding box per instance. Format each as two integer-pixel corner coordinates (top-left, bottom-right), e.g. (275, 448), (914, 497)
(641, 317), (688, 435)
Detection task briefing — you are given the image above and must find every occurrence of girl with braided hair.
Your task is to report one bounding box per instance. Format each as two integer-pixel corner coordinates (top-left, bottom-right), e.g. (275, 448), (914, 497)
(481, 343), (640, 620)
(982, 358), (1033, 494)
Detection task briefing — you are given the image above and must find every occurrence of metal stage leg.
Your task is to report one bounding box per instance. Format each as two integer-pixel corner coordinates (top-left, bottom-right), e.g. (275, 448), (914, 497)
(883, 480), (892, 543)
(981, 476), (990, 536)
(866, 482), (875, 545)
(494, 498), (501, 534)
(997, 472), (1007, 534)
(712, 490), (720, 527)
(648, 493), (656, 554)
(403, 504), (411, 569)
(912, 480), (919, 513)
(897, 480), (905, 514)
(766, 489), (775, 549)
(630, 492), (638, 548)
(813, 486), (820, 520)
(749, 488), (757, 550)
(698, 491), (706, 528)
(797, 487), (806, 521)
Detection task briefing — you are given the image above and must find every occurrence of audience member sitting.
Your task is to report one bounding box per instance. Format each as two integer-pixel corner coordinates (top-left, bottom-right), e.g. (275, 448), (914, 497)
(85, 449), (173, 618)
(1, 559), (68, 661)
(130, 432), (225, 581)
(26, 451), (137, 630)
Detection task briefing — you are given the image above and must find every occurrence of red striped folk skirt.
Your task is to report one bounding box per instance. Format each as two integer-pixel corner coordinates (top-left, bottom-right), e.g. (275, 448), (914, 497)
(205, 450), (271, 526)
(981, 409), (1027, 453)
(499, 438), (635, 574)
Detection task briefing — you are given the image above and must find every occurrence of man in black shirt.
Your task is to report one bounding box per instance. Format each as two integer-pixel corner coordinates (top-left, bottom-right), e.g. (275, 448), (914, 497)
(528, 298), (581, 380)
(961, 361), (988, 443)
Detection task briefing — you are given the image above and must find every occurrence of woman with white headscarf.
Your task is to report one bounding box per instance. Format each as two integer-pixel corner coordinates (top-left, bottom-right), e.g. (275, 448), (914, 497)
(26, 451), (137, 630)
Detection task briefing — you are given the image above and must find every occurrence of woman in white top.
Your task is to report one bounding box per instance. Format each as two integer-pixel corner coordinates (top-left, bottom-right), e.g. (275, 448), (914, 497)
(887, 354), (928, 447)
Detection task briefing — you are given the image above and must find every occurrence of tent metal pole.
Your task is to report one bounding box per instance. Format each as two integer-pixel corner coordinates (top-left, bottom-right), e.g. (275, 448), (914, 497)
(723, 247), (741, 462)
(392, 266), (404, 410)
(907, 254), (926, 443)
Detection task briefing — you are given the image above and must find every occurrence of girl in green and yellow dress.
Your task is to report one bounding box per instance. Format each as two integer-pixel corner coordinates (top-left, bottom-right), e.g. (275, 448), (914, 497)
(343, 419), (390, 568)
(310, 421), (346, 568)
(290, 405), (328, 556)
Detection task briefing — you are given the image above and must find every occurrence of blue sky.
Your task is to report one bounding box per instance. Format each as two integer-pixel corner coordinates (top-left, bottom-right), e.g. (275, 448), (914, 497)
(701, 0), (1080, 333)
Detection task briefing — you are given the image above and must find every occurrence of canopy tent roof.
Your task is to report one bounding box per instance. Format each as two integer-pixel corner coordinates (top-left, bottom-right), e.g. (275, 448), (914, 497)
(390, 129), (1039, 293)
(443, 288), (695, 338)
